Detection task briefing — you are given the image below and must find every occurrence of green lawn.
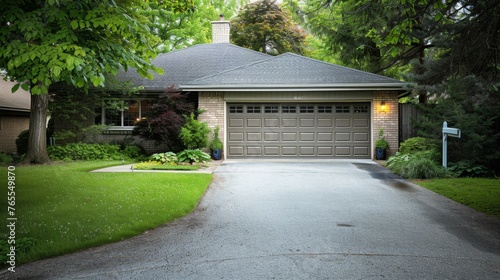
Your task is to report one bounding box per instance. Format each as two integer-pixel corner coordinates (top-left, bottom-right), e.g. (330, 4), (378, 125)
(0, 161), (212, 265)
(415, 178), (500, 218)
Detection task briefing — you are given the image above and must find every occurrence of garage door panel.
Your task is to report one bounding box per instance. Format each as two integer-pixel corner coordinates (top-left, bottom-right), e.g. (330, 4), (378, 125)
(247, 146), (262, 156)
(229, 132), (244, 142)
(282, 118), (298, 127)
(282, 132), (297, 141)
(247, 118), (262, 127)
(247, 132), (262, 142)
(300, 118), (315, 127)
(353, 118), (369, 128)
(335, 132), (351, 142)
(317, 132), (333, 142)
(335, 118), (351, 128)
(353, 146), (369, 156)
(264, 132), (279, 141)
(353, 132), (369, 142)
(227, 103), (370, 158)
(229, 118), (244, 128)
(265, 118), (280, 127)
(228, 146), (244, 156)
(300, 132), (315, 141)
(264, 146), (279, 156)
(282, 146), (297, 155)
(335, 146), (351, 156)
(300, 146), (315, 155)
(317, 118), (333, 127)
(317, 146), (333, 156)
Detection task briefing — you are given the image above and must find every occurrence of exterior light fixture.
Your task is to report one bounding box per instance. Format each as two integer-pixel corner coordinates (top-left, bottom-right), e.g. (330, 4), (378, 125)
(381, 101), (386, 112)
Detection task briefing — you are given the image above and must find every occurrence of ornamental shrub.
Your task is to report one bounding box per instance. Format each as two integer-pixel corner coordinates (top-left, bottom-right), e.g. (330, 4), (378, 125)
(386, 151), (446, 179)
(150, 152), (178, 165)
(399, 137), (438, 154)
(179, 113), (210, 150)
(177, 149), (210, 163)
(15, 130), (30, 155)
(48, 143), (129, 161)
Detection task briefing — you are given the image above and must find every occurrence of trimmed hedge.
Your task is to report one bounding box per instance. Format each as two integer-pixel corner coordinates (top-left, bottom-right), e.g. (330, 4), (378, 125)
(48, 143), (136, 161)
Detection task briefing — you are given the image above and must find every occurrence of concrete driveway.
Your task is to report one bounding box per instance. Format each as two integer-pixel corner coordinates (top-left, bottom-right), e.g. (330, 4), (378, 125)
(4, 160), (500, 279)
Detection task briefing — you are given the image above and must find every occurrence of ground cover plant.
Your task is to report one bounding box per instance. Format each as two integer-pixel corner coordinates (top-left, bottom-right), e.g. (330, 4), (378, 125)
(134, 150), (210, 170)
(0, 161), (212, 265)
(415, 178), (500, 218)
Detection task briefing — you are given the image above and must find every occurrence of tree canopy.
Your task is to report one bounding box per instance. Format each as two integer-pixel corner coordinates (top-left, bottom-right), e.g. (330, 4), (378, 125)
(0, 0), (192, 163)
(231, 0), (307, 55)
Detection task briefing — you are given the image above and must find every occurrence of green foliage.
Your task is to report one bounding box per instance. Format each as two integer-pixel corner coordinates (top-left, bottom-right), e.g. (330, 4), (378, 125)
(179, 113), (210, 150)
(209, 126), (223, 150)
(133, 160), (164, 170)
(0, 153), (13, 165)
(387, 151), (446, 179)
(399, 137), (438, 154)
(142, 0), (242, 52)
(47, 143), (139, 161)
(177, 149), (211, 163)
(375, 129), (389, 150)
(150, 152), (178, 165)
(448, 161), (492, 178)
(0, 237), (36, 265)
(15, 130), (30, 155)
(417, 178), (500, 218)
(231, 0), (307, 55)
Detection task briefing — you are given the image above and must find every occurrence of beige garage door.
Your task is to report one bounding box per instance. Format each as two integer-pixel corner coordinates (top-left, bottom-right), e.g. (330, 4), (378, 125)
(227, 103), (371, 158)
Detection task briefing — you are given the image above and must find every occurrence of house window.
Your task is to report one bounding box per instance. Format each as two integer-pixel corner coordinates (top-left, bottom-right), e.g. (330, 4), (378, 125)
(247, 105), (261, 113)
(300, 105), (314, 113)
(354, 105), (369, 113)
(102, 99), (153, 128)
(318, 105), (332, 113)
(229, 105), (243, 113)
(335, 105), (350, 113)
(282, 105), (296, 113)
(264, 105), (279, 113)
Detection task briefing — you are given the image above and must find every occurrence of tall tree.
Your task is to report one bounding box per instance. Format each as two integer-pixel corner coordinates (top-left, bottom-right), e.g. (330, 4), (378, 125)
(143, 0), (245, 52)
(295, 0), (500, 171)
(0, 0), (192, 164)
(231, 0), (307, 55)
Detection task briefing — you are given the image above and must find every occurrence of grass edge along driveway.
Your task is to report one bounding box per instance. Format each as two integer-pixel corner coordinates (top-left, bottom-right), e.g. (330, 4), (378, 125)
(0, 161), (212, 265)
(415, 178), (500, 219)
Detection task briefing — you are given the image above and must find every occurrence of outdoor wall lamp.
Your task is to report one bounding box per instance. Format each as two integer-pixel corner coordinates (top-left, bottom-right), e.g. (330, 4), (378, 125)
(380, 101), (387, 112)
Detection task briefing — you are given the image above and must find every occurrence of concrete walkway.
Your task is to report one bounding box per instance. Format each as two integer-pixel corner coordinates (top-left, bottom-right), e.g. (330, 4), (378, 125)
(3, 160), (500, 279)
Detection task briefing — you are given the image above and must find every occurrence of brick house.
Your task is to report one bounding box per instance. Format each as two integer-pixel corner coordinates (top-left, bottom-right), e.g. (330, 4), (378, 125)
(0, 79), (31, 153)
(91, 19), (405, 159)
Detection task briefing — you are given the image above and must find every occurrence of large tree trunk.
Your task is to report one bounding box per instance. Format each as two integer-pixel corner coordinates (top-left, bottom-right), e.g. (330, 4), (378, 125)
(21, 94), (51, 164)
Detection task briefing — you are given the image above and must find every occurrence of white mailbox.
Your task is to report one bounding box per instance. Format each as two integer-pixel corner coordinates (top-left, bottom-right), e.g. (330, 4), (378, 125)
(442, 121), (461, 168)
(442, 127), (461, 138)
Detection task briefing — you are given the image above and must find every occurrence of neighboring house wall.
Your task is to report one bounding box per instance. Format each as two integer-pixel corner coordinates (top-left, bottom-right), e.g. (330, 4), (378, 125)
(373, 91), (399, 157)
(0, 116), (29, 153)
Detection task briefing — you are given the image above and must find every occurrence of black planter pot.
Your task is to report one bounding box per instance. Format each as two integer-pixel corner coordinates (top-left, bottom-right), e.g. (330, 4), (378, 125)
(375, 148), (386, 160)
(212, 149), (222, 160)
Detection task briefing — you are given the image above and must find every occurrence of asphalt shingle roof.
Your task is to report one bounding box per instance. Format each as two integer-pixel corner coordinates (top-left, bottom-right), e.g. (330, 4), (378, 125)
(117, 43), (270, 92)
(181, 53), (404, 91)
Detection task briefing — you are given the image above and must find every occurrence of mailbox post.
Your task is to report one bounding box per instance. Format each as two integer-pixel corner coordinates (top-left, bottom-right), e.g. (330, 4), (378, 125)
(442, 121), (461, 168)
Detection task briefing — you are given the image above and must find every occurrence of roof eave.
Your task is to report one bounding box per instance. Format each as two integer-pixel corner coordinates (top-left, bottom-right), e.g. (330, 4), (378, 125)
(179, 83), (406, 92)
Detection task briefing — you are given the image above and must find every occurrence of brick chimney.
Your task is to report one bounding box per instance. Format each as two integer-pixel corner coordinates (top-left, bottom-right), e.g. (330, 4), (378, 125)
(211, 14), (231, 43)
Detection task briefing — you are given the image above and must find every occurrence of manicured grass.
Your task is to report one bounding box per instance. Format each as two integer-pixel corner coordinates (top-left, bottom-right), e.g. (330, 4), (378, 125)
(415, 178), (500, 218)
(0, 161), (212, 265)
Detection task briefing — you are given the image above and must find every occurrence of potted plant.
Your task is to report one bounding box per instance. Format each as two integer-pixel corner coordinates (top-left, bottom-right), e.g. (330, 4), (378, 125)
(375, 129), (389, 160)
(209, 126), (223, 160)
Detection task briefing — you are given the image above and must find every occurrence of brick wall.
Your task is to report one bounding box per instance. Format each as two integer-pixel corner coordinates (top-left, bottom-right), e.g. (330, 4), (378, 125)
(0, 116), (30, 153)
(198, 92), (225, 137)
(372, 91), (399, 157)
